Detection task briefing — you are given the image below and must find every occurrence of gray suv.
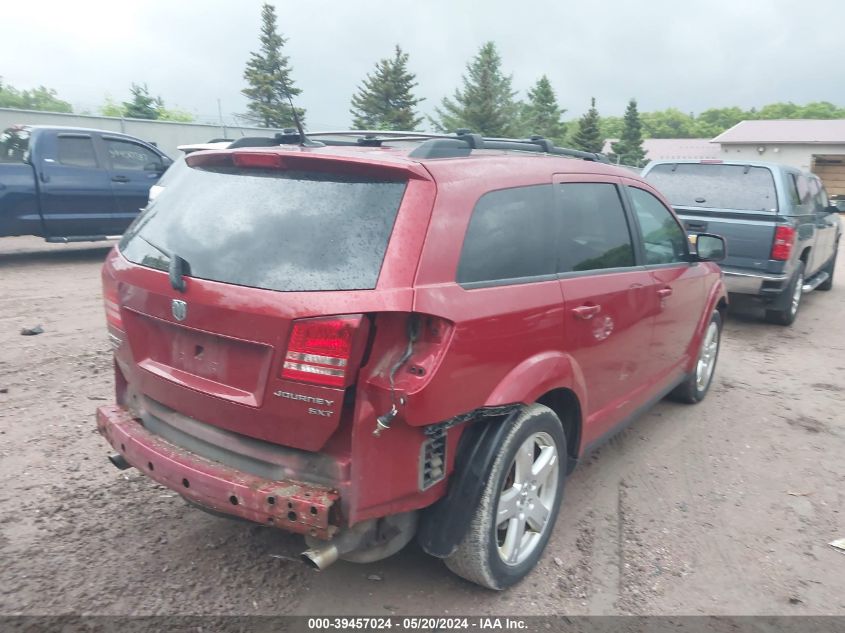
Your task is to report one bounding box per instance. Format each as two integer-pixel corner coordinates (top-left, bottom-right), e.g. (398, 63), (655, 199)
(642, 160), (841, 325)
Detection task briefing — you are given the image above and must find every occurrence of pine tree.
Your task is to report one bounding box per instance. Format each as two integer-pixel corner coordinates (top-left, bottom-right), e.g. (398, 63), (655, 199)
(570, 97), (603, 153)
(520, 75), (566, 143)
(612, 99), (647, 166)
(242, 3), (305, 128)
(350, 45), (423, 130)
(431, 42), (519, 136)
(123, 83), (161, 120)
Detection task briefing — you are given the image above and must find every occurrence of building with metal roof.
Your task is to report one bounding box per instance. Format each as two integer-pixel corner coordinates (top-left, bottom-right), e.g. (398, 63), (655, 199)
(713, 120), (845, 196)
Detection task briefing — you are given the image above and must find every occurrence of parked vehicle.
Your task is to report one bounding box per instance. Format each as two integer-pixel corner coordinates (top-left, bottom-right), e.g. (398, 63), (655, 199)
(148, 137), (288, 203)
(148, 141), (232, 203)
(97, 131), (727, 589)
(0, 125), (171, 242)
(643, 160), (841, 325)
(832, 195), (845, 213)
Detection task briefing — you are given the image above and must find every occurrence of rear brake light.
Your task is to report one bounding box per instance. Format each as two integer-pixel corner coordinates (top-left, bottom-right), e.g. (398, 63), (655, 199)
(231, 152), (285, 169)
(771, 225), (796, 261)
(281, 315), (364, 387)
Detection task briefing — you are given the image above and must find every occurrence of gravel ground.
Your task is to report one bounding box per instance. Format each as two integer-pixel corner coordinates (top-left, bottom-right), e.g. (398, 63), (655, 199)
(0, 235), (843, 617)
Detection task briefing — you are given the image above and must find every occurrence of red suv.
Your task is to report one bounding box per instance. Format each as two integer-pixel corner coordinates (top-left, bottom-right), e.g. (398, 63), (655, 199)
(97, 132), (727, 590)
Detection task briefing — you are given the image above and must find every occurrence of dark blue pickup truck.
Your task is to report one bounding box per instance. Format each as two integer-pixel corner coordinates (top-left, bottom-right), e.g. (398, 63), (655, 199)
(0, 125), (171, 242)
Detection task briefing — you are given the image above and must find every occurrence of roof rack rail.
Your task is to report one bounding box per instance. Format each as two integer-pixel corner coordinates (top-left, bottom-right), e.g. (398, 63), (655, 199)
(233, 128), (609, 163)
(408, 131), (610, 162)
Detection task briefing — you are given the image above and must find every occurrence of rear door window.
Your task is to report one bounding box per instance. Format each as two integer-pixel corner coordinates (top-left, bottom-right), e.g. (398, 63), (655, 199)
(0, 127), (30, 163)
(57, 136), (98, 168)
(457, 185), (557, 285)
(556, 183), (635, 273)
(120, 165), (407, 292)
(645, 163), (778, 212)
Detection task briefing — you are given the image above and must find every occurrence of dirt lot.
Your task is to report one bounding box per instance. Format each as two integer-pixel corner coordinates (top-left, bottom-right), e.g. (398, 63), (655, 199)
(0, 235), (843, 617)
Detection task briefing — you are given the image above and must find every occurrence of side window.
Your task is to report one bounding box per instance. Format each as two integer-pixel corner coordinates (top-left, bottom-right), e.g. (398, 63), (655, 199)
(457, 185), (557, 285)
(105, 139), (161, 171)
(794, 174), (811, 206)
(810, 178), (828, 211)
(627, 187), (688, 265)
(557, 183), (635, 273)
(785, 174), (801, 206)
(57, 136), (98, 168)
(0, 127), (30, 164)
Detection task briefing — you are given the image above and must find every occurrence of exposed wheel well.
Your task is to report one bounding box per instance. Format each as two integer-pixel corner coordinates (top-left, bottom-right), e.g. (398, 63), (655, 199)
(716, 297), (728, 322)
(800, 247), (811, 264)
(536, 388), (581, 461)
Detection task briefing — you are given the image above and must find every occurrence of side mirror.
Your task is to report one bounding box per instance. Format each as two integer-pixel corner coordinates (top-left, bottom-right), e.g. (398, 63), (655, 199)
(695, 233), (726, 262)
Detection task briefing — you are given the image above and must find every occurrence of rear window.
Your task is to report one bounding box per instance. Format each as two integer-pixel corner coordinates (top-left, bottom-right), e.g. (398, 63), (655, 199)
(645, 163), (778, 212)
(457, 185), (557, 285)
(120, 164), (407, 292)
(0, 127), (30, 163)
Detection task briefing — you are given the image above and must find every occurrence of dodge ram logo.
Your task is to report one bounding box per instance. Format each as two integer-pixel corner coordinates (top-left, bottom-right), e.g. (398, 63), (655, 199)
(171, 299), (187, 322)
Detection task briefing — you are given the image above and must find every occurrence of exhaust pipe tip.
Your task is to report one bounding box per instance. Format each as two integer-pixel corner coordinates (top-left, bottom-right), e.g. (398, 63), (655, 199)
(108, 452), (131, 470)
(300, 544), (339, 571)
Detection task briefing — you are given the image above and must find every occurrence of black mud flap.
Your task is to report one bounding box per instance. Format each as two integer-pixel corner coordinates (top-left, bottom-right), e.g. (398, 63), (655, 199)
(416, 408), (521, 559)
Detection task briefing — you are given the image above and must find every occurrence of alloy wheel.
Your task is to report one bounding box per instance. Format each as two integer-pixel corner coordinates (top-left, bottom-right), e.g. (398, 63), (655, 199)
(790, 273), (803, 316)
(495, 432), (559, 566)
(695, 320), (719, 392)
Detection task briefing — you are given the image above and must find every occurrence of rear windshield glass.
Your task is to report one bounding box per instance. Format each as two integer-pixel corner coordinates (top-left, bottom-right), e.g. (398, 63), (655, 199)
(120, 164), (407, 292)
(0, 127), (30, 163)
(154, 154), (188, 188)
(645, 163), (778, 212)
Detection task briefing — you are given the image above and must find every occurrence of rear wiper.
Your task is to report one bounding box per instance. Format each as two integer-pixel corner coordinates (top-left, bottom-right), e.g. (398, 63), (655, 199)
(168, 254), (190, 293)
(138, 234), (190, 292)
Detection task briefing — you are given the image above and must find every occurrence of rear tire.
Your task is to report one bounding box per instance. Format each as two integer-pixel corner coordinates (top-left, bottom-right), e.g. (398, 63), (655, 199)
(669, 310), (722, 404)
(765, 262), (804, 326)
(817, 248), (836, 291)
(443, 404), (566, 590)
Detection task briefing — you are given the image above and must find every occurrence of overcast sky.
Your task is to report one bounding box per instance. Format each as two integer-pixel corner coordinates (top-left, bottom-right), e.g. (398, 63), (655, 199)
(2, 0), (844, 130)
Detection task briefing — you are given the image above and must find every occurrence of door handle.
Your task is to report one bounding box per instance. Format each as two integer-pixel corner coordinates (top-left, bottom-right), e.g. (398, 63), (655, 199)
(657, 288), (673, 298)
(111, 175), (130, 183)
(571, 304), (601, 320)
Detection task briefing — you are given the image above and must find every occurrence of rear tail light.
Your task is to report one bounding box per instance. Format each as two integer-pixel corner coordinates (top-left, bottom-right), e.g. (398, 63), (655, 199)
(103, 278), (123, 330)
(771, 225), (796, 261)
(281, 315), (365, 388)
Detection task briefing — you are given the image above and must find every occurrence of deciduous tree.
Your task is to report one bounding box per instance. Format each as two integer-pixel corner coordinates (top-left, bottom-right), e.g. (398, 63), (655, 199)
(0, 78), (72, 113)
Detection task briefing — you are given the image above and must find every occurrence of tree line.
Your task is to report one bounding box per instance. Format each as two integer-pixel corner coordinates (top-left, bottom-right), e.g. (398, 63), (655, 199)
(238, 4), (845, 166)
(0, 77), (193, 122)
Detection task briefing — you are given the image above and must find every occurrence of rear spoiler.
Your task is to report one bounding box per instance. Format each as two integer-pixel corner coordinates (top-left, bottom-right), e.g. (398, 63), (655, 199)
(186, 149), (431, 181)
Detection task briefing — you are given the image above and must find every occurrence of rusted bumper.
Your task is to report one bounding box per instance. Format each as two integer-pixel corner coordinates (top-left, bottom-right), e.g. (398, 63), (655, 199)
(96, 405), (339, 539)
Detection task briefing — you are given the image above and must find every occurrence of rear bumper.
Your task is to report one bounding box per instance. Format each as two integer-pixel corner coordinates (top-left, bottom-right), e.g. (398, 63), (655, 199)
(722, 268), (788, 296)
(96, 405), (340, 539)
